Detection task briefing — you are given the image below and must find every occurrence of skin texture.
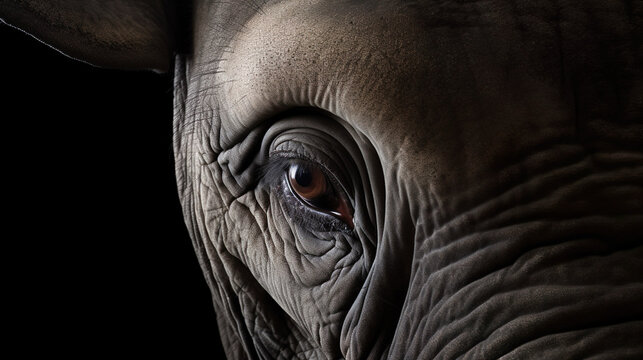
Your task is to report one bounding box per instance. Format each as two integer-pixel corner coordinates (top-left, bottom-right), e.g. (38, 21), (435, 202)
(2, 0), (642, 358)
(176, 1), (642, 358)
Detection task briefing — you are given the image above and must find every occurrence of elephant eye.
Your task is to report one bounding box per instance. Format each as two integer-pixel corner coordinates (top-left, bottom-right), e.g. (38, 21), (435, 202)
(288, 163), (328, 201)
(286, 162), (354, 228)
(259, 156), (354, 232)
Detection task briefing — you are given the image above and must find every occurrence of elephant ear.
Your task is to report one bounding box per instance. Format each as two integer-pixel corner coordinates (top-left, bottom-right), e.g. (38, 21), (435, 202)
(0, 0), (174, 72)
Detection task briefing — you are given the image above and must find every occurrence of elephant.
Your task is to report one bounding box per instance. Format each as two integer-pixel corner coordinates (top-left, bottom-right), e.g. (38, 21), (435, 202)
(2, 0), (641, 358)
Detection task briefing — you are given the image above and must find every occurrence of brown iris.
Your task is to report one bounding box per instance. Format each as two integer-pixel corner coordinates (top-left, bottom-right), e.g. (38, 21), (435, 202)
(288, 163), (328, 200)
(287, 162), (354, 228)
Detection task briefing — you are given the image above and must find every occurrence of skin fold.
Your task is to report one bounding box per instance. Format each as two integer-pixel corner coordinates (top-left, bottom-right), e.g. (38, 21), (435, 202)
(2, 0), (641, 358)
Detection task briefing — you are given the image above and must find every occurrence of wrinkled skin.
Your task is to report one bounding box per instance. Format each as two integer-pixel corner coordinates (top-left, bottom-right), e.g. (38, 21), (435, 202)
(2, 0), (642, 358)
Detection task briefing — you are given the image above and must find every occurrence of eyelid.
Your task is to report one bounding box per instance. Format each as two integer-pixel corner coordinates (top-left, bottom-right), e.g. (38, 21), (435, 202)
(265, 148), (352, 193)
(259, 153), (341, 192)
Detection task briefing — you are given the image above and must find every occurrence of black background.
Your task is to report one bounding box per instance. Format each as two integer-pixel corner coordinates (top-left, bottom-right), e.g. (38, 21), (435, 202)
(3, 25), (225, 357)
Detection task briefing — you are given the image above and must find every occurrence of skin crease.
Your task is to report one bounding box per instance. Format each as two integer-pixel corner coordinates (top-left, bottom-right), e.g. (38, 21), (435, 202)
(177, 0), (643, 358)
(2, 0), (642, 359)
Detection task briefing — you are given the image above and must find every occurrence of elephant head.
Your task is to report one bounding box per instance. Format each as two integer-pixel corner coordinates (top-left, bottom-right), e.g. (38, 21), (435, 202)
(2, 0), (641, 358)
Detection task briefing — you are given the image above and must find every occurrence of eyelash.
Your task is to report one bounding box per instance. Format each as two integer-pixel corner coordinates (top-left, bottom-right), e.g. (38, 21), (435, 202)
(259, 156), (353, 234)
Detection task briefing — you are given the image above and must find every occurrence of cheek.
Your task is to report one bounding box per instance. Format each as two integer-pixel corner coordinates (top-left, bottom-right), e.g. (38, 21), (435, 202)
(219, 186), (367, 353)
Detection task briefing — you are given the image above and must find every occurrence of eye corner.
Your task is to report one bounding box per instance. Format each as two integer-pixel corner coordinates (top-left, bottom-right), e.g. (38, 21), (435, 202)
(256, 154), (290, 187)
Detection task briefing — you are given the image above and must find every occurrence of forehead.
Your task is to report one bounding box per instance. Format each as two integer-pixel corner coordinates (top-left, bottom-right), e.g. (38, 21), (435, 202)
(193, 2), (557, 125)
(188, 0), (635, 178)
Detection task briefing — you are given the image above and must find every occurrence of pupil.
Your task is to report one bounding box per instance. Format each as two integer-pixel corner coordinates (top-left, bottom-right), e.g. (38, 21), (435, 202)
(295, 166), (313, 187)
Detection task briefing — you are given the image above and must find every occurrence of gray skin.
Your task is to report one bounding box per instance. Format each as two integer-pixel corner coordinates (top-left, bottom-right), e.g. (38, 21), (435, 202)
(2, 0), (642, 358)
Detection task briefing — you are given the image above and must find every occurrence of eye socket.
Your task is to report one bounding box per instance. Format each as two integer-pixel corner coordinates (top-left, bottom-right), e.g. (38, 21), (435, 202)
(285, 162), (354, 229)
